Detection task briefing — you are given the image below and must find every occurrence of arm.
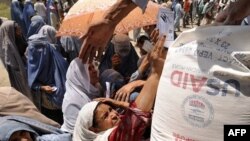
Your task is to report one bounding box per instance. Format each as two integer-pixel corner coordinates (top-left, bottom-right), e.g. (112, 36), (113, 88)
(138, 55), (150, 75)
(104, 0), (137, 26)
(107, 37), (167, 140)
(79, 0), (138, 63)
(135, 35), (166, 112)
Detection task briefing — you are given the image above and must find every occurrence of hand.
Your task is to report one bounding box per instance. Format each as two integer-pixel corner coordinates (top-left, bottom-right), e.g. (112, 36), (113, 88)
(150, 28), (159, 45)
(111, 54), (121, 69)
(40, 86), (54, 94)
(78, 19), (115, 63)
(94, 97), (116, 105)
(215, 0), (250, 25)
(149, 35), (167, 76)
(94, 97), (129, 108)
(115, 83), (135, 102)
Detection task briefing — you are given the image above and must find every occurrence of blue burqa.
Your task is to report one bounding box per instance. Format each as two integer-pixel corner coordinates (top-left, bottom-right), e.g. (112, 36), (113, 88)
(27, 15), (46, 38)
(27, 34), (68, 108)
(23, 0), (36, 35)
(11, 0), (27, 36)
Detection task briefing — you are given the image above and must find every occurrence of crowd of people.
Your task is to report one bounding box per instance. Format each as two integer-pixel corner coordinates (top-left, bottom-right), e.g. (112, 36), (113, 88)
(0, 0), (250, 140)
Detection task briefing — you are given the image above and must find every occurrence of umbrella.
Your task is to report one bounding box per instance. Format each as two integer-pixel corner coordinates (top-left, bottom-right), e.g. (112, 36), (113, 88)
(57, 0), (159, 37)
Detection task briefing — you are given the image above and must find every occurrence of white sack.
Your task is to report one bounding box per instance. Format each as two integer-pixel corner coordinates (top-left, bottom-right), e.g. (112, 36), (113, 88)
(151, 26), (250, 141)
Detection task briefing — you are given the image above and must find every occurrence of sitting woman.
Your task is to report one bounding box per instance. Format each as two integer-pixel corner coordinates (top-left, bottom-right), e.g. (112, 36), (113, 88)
(73, 35), (166, 141)
(61, 58), (103, 134)
(27, 26), (69, 124)
(99, 33), (139, 83)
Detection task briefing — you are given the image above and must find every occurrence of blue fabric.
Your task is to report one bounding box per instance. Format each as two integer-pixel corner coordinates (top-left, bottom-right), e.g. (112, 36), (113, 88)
(27, 35), (68, 107)
(27, 16), (46, 38)
(60, 36), (82, 62)
(129, 92), (139, 102)
(46, 0), (52, 25)
(46, 0), (59, 25)
(23, 1), (36, 35)
(11, 0), (27, 36)
(99, 42), (139, 80)
(0, 116), (72, 141)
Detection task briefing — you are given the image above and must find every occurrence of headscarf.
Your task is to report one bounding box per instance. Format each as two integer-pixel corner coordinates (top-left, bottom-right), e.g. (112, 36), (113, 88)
(0, 20), (33, 101)
(0, 115), (72, 141)
(0, 118), (37, 141)
(38, 25), (57, 44)
(27, 15), (45, 38)
(73, 101), (114, 141)
(23, 0), (36, 35)
(61, 58), (101, 133)
(60, 36), (82, 62)
(111, 34), (131, 57)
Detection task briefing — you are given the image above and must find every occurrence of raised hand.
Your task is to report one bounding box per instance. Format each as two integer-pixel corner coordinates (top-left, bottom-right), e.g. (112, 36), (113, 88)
(78, 20), (115, 63)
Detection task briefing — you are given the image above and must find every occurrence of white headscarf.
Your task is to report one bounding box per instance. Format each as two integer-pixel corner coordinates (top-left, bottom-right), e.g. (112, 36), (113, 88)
(61, 58), (101, 133)
(73, 101), (114, 141)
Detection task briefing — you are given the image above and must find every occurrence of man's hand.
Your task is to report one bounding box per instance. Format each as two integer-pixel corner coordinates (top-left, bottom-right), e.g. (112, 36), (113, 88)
(215, 0), (250, 25)
(79, 19), (115, 63)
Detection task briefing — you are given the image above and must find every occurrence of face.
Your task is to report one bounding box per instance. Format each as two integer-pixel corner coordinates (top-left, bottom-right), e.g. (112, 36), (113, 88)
(91, 103), (121, 133)
(89, 64), (99, 86)
(114, 43), (131, 58)
(9, 131), (33, 141)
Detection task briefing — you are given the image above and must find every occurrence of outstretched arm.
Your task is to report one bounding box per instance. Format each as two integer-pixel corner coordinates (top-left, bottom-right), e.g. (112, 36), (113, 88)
(79, 0), (138, 63)
(135, 35), (167, 112)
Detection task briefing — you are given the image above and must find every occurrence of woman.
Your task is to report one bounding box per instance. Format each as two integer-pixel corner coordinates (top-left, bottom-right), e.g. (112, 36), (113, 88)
(27, 26), (68, 124)
(99, 33), (139, 82)
(11, 0), (27, 36)
(0, 20), (33, 101)
(23, 0), (36, 35)
(61, 58), (103, 134)
(73, 35), (166, 141)
(47, 0), (60, 29)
